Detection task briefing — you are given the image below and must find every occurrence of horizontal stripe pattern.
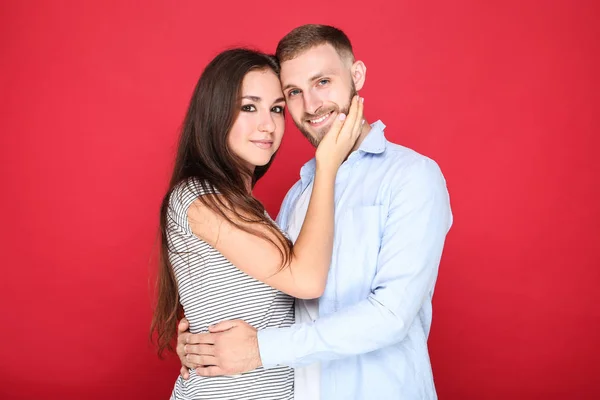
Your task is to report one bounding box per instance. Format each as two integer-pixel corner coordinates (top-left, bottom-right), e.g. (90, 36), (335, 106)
(167, 180), (294, 400)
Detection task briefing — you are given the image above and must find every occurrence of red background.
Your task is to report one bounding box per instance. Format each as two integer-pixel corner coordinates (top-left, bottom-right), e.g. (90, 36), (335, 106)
(1, 1), (599, 399)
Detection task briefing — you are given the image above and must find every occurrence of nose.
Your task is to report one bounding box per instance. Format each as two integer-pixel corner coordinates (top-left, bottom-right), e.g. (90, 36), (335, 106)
(257, 111), (275, 133)
(303, 90), (323, 116)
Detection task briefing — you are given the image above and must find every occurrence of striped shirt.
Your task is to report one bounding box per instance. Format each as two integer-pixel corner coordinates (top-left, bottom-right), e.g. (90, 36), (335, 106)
(167, 179), (294, 400)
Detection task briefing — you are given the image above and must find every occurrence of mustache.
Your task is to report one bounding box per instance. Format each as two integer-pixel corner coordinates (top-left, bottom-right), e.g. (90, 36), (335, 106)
(303, 107), (336, 120)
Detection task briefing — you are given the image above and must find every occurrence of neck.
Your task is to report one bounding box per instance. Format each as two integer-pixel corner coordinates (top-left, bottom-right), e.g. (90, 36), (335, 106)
(349, 120), (372, 153)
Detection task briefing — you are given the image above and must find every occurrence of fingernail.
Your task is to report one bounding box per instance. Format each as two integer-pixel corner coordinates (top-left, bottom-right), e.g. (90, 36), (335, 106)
(339, 113), (347, 121)
(361, 97), (364, 104)
(361, 119), (365, 125)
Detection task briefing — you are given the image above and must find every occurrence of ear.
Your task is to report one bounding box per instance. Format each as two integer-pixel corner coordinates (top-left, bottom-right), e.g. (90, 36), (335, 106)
(351, 60), (367, 91)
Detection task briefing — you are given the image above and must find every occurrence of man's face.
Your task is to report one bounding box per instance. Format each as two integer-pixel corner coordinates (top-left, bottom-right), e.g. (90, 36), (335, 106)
(279, 44), (357, 147)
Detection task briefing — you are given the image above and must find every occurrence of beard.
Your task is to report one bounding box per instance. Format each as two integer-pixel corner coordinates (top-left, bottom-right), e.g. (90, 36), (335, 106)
(296, 81), (358, 148)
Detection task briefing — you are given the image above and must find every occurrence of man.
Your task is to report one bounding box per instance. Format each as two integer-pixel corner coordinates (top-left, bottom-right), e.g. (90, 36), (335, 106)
(176, 24), (452, 399)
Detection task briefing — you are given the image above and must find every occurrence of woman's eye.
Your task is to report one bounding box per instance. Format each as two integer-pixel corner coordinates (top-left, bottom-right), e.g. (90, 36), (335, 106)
(272, 106), (284, 113)
(241, 104), (256, 112)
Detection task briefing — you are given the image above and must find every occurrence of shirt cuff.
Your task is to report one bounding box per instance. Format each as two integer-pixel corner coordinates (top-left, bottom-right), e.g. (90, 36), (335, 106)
(257, 326), (295, 369)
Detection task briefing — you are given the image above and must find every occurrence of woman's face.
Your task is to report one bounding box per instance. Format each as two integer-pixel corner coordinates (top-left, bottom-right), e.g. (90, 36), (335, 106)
(227, 68), (285, 170)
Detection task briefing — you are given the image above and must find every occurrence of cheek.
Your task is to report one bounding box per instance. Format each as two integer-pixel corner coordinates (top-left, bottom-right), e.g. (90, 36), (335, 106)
(228, 119), (249, 149)
(227, 128), (239, 150)
(274, 119), (285, 145)
(325, 88), (343, 106)
(287, 102), (304, 123)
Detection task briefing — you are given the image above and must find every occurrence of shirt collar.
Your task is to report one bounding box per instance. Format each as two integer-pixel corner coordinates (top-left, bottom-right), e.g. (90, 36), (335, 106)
(358, 120), (387, 155)
(299, 120), (387, 188)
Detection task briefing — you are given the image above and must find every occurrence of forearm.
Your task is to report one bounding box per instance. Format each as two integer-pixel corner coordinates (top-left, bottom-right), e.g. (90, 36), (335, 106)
(290, 168), (336, 289)
(258, 294), (406, 368)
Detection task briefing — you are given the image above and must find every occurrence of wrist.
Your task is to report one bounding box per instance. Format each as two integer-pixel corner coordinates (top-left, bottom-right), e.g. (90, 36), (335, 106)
(252, 332), (263, 367)
(314, 162), (338, 179)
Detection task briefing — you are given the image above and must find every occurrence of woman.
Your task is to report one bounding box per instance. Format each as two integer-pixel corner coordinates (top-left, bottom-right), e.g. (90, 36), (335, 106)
(151, 48), (364, 399)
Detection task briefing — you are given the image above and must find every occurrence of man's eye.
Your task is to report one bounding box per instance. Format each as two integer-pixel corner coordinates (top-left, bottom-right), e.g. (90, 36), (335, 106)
(288, 90), (300, 97)
(318, 79), (330, 86)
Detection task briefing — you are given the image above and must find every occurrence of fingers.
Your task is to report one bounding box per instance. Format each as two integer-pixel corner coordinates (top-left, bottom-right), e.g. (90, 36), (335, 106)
(178, 318), (189, 334)
(314, 94), (365, 167)
(352, 96), (365, 139)
(185, 332), (216, 345)
(345, 95), (365, 143)
(196, 365), (227, 377)
(186, 354), (218, 367)
(322, 109), (348, 143)
(350, 95), (364, 137)
(176, 339), (187, 360)
(180, 353), (197, 369)
(335, 95), (360, 142)
(177, 318), (191, 352)
(176, 329), (189, 360)
(208, 320), (238, 333)
(184, 344), (215, 357)
(180, 365), (190, 380)
(180, 338), (214, 372)
(177, 332), (187, 346)
(339, 95), (365, 143)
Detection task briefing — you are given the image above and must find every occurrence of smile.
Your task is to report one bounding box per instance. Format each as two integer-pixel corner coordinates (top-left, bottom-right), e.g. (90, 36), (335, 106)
(308, 111), (332, 126)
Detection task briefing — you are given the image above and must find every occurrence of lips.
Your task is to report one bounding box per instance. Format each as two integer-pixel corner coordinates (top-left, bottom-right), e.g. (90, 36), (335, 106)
(250, 140), (273, 149)
(307, 111), (333, 126)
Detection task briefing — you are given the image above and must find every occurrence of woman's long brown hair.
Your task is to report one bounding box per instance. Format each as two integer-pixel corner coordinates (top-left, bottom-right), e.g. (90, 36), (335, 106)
(150, 49), (293, 357)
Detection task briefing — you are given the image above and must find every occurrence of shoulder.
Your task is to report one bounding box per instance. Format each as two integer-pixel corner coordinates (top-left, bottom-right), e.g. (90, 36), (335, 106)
(281, 179), (303, 206)
(384, 143), (453, 228)
(369, 142), (449, 209)
(168, 178), (222, 226)
(170, 179), (219, 207)
(381, 142), (446, 186)
(275, 179), (304, 227)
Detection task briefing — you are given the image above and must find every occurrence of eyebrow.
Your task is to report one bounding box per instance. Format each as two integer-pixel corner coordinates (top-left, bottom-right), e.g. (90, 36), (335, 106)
(241, 95), (285, 103)
(282, 69), (338, 92)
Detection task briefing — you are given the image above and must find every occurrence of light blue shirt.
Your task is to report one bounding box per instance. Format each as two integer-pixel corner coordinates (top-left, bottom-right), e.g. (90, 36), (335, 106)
(257, 120), (453, 400)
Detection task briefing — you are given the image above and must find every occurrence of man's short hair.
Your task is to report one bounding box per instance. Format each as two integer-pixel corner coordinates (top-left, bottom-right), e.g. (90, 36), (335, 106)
(276, 24), (355, 65)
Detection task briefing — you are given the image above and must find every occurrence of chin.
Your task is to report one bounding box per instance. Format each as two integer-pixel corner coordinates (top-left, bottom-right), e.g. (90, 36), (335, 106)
(309, 122), (331, 138)
(304, 129), (326, 146)
(250, 156), (274, 168)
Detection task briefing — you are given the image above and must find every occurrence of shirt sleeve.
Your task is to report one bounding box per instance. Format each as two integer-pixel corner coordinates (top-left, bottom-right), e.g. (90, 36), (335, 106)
(257, 158), (453, 367)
